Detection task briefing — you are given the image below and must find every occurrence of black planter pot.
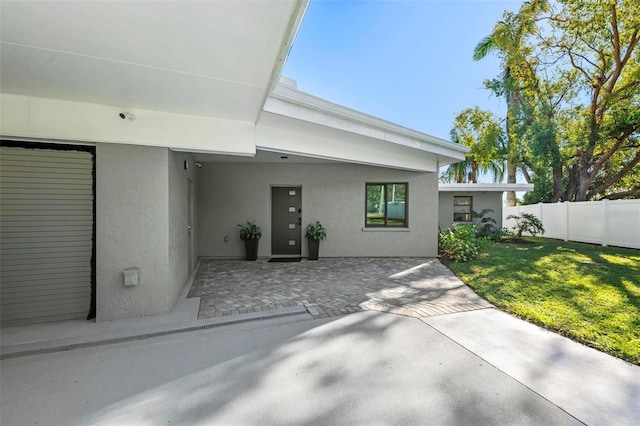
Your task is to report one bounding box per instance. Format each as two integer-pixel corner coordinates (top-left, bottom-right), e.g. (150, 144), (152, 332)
(307, 238), (320, 260)
(243, 238), (259, 261)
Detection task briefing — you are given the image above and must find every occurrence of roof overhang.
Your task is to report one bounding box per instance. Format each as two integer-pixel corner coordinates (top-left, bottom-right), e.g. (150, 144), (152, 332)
(1, 1), (467, 173)
(439, 183), (535, 192)
(0, 0), (308, 122)
(262, 80), (468, 169)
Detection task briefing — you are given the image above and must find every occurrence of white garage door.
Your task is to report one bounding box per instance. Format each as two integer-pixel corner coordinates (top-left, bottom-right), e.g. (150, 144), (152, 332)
(0, 143), (94, 326)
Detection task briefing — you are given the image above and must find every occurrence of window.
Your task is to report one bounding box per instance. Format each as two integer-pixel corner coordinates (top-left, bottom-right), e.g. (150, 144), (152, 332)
(365, 183), (408, 227)
(453, 196), (472, 222)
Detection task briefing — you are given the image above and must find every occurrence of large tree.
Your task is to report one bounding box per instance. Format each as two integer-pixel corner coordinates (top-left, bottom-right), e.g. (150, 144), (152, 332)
(474, 0), (640, 202)
(529, 0), (639, 201)
(544, 0), (640, 200)
(443, 107), (505, 184)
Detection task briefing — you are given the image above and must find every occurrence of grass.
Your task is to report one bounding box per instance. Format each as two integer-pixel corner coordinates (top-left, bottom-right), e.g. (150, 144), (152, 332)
(447, 237), (640, 365)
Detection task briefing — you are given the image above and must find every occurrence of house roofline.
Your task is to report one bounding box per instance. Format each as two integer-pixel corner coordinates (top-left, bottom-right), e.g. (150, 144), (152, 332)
(439, 183), (535, 192)
(259, 0), (310, 122)
(268, 81), (469, 156)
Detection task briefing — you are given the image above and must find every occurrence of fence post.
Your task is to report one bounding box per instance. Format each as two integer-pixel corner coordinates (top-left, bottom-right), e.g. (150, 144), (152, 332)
(564, 201), (570, 242)
(602, 199), (608, 247)
(538, 202), (544, 223)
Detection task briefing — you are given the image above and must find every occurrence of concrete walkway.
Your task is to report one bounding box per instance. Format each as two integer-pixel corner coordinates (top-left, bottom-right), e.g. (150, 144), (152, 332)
(424, 309), (640, 426)
(192, 258), (493, 319)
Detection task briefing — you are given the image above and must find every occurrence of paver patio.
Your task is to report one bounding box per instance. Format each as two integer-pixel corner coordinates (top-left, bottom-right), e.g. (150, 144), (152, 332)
(189, 257), (493, 320)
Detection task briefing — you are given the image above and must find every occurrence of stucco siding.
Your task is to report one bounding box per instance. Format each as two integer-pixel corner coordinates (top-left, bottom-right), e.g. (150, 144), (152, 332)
(438, 191), (503, 229)
(96, 143), (170, 321)
(168, 150), (197, 307)
(197, 162), (438, 257)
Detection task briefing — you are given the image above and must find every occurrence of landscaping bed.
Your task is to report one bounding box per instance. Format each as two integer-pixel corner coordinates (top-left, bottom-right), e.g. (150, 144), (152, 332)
(447, 237), (640, 365)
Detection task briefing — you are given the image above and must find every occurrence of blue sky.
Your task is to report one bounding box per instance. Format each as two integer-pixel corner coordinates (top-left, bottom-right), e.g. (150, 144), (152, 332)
(283, 0), (524, 142)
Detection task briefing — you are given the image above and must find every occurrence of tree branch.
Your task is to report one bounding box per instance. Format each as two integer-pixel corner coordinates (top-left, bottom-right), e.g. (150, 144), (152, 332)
(587, 150), (640, 199)
(566, 50), (595, 84)
(591, 122), (639, 173)
(610, 4), (621, 69)
(600, 188), (640, 200)
(610, 79), (640, 100)
(520, 166), (532, 184)
(604, 8), (639, 96)
(620, 28), (639, 70)
(592, 138), (624, 174)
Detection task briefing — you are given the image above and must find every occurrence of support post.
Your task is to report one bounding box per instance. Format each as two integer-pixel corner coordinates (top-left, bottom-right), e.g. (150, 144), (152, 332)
(564, 201), (570, 242)
(602, 199), (608, 247)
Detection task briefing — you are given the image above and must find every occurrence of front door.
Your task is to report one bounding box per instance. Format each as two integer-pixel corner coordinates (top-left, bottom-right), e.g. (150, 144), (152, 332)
(271, 186), (302, 256)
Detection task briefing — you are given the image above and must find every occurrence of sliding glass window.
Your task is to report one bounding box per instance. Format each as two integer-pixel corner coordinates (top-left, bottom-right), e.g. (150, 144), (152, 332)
(365, 183), (408, 227)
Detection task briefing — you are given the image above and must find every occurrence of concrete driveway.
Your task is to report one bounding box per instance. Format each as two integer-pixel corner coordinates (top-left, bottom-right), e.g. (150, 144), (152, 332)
(2, 258), (639, 425)
(2, 308), (639, 425)
(0, 311), (571, 425)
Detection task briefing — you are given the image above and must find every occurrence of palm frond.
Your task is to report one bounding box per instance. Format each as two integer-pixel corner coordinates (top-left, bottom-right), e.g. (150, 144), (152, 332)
(473, 35), (498, 61)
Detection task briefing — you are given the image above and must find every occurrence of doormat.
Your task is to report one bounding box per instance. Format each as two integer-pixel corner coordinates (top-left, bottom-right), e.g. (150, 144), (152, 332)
(268, 257), (302, 263)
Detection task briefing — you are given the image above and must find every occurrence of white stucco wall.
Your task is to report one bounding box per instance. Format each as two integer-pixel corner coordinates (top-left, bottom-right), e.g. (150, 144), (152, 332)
(438, 191), (503, 229)
(197, 162), (438, 258)
(96, 143), (171, 321)
(168, 150), (197, 305)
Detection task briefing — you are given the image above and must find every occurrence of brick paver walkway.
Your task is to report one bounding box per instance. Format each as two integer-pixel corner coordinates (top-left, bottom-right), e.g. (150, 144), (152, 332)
(189, 258), (493, 320)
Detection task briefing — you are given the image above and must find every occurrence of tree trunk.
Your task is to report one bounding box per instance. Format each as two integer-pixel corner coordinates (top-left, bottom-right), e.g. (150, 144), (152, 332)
(469, 161), (478, 184)
(505, 163), (517, 207)
(548, 162), (565, 203)
(576, 152), (594, 201)
(563, 164), (579, 201)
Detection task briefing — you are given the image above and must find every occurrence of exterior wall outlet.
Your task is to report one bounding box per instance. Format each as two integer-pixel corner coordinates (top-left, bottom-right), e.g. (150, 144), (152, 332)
(123, 268), (139, 286)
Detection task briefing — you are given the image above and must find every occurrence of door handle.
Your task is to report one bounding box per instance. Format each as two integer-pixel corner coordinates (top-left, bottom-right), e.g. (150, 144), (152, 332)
(298, 217), (302, 225)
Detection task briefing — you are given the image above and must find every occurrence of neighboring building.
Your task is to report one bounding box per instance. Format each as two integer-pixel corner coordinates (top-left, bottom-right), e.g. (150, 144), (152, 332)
(0, 1), (467, 326)
(438, 183), (535, 230)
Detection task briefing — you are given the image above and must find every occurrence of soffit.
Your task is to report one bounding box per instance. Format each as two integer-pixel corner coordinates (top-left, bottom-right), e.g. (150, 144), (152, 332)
(193, 149), (337, 164)
(439, 184), (535, 192)
(0, 1), (302, 121)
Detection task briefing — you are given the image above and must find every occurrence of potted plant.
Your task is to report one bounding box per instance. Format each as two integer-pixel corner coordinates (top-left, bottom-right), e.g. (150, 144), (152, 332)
(305, 220), (327, 260)
(238, 220), (261, 261)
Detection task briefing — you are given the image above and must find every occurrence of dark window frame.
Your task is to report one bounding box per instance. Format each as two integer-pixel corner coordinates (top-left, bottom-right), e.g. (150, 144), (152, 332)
(365, 182), (409, 228)
(453, 195), (473, 223)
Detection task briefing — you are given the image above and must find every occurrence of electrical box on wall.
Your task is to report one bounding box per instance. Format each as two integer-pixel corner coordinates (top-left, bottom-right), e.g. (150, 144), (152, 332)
(123, 268), (139, 287)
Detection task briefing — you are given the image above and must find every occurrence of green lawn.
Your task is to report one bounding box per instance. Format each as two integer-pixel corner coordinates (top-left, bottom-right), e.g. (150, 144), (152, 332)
(447, 238), (640, 365)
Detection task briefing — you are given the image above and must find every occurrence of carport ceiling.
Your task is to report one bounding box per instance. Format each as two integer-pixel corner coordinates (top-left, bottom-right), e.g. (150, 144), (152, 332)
(0, 1), (303, 121)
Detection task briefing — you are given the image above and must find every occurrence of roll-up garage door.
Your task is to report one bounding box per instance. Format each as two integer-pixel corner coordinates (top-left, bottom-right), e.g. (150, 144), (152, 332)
(0, 143), (94, 326)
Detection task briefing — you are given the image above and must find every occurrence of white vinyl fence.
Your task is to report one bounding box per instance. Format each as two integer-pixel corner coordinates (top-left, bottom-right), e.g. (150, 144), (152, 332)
(503, 199), (640, 249)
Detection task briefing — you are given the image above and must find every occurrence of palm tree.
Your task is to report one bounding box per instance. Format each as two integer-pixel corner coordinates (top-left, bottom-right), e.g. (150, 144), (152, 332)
(442, 126), (505, 184)
(473, 0), (548, 205)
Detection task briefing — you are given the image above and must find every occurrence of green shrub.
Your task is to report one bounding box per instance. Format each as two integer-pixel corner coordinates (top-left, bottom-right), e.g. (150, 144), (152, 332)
(472, 208), (502, 242)
(439, 223), (487, 262)
(507, 213), (545, 238)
